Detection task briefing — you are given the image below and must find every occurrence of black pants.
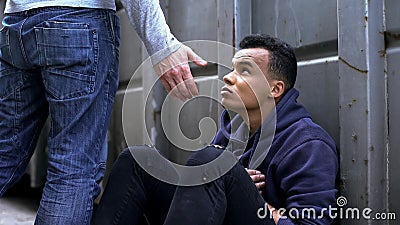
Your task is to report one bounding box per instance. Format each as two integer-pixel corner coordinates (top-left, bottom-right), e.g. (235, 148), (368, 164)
(92, 146), (272, 225)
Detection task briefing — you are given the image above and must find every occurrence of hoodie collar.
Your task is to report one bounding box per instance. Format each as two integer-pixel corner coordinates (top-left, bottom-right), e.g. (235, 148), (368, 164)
(274, 88), (311, 134)
(219, 88), (309, 139)
(216, 88), (311, 167)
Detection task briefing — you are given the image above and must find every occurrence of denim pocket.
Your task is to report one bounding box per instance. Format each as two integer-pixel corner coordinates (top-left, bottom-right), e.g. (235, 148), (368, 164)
(35, 21), (98, 100)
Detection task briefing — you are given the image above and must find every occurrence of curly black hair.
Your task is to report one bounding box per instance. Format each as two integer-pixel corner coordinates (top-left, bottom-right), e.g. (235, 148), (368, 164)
(239, 34), (297, 91)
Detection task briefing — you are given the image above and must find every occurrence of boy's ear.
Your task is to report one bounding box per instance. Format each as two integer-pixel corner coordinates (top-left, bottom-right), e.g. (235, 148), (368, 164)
(270, 80), (285, 98)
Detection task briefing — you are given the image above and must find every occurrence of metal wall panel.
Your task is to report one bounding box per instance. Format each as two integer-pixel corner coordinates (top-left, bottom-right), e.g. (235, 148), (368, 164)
(386, 0), (400, 221)
(0, 1), (4, 20)
(104, 87), (145, 185)
(162, 76), (221, 164)
(109, 87), (145, 160)
(145, 0), (231, 161)
(167, 0), (218, 42)
(387, 47), (400, 225)
(385, 0), (400, 33)
(296, 57), (339, 144)
(251, 0), (337, 48)
(117, 9), (144, 83)
(338, 1), (388, 225)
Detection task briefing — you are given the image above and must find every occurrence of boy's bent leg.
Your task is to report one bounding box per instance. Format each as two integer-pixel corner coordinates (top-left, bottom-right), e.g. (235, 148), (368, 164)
(222, 163), (272, 225)
(164, 146), (228, 225)
(92, 147), (177, 225)
(165, 146), (270, 225)
(92, 149), (147, 224)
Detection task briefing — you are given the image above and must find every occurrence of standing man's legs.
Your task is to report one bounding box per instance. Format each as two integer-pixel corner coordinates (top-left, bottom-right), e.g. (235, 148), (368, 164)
(0, 7), (120, 224)
(34, 8), (120, 225)
(0, 5), (50, 202)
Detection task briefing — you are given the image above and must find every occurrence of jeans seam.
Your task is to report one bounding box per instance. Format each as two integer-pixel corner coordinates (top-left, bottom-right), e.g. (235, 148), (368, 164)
(86, 59), (113, 224)
(107, 13), (115, 43)
(90, 27), (99, 93)
(33, 28), (43, 66)
(14, 88), (21, 137)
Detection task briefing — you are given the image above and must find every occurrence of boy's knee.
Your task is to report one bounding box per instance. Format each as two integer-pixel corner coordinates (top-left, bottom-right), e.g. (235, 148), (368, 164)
(119, 148), (132, 158)
(186, 145), (224, 166)
(114, 146), (152, 170)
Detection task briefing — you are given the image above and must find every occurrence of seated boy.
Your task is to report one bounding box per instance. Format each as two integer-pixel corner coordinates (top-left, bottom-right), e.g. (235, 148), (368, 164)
(92, 34), (339, 225)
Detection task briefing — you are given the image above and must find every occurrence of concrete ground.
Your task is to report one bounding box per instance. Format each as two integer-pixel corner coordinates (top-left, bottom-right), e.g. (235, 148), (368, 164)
(0, 176), (41, 225)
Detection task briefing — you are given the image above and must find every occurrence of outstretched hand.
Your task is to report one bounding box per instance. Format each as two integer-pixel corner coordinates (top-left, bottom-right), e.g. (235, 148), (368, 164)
(153, 45), (207, 101)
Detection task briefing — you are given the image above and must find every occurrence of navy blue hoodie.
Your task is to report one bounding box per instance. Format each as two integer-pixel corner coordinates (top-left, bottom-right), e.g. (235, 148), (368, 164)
(212, 88), (339, 225)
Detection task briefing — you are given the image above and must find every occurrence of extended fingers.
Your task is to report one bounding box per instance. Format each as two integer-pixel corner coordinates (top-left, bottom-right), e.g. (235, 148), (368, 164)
(154, 45), (207, 101)
(159, 63), (198, 101)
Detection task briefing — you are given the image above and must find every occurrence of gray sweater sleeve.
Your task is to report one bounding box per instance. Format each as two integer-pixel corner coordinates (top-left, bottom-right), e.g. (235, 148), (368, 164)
(120, 0), (182, 65)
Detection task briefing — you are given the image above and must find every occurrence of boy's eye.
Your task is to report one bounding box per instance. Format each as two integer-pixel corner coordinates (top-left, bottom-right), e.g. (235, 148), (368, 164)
(241, 68), (250, 74)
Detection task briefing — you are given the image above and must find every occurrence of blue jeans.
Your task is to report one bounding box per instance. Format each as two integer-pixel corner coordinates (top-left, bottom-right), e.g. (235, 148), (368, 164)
(0, 7), (120, 225)
(92, 146), (270, 225)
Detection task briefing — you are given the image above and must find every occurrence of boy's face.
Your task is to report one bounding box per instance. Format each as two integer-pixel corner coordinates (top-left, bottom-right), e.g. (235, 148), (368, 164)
(221, 48), (273, 113)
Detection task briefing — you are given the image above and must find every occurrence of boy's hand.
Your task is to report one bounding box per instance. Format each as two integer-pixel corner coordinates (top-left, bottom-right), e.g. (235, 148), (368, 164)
(245, 168), (266, 194)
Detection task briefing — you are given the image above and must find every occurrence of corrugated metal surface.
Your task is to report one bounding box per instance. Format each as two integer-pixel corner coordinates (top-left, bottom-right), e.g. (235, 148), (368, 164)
(158, 76), (221, 164)
(338, 2), (389, 225)
(296, 57), (339, 144)
(104, 87), (144, 184)
(387, 48), (400, 225)
(167, 0), (218, 42)
(0, 1), (4, 18)
(142, 0), (232, 163)
(251, 0), (337, 48)
(386, 0), (400, 222)
(117, 8), (144, 84)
